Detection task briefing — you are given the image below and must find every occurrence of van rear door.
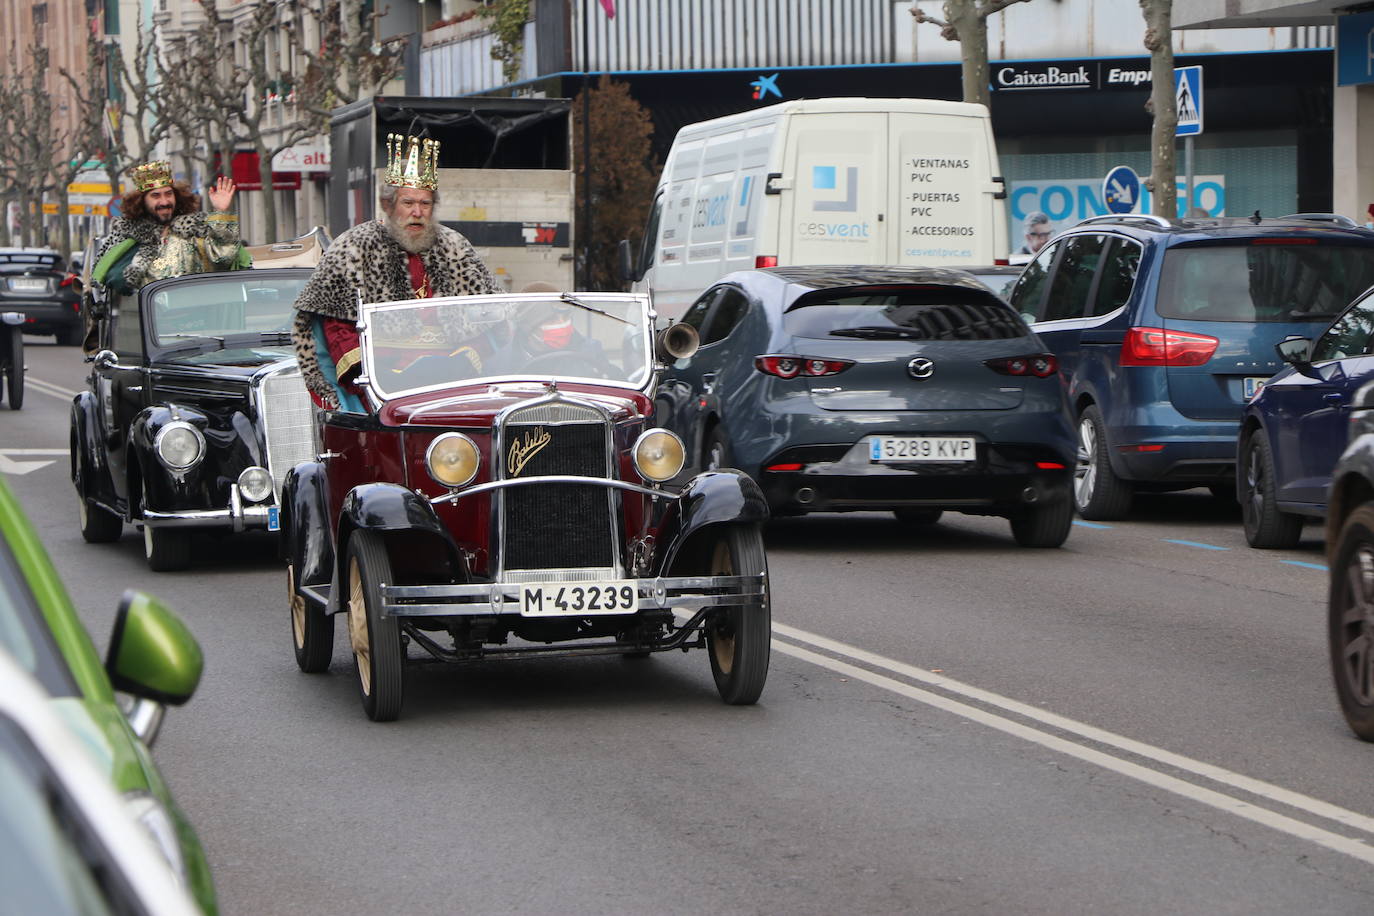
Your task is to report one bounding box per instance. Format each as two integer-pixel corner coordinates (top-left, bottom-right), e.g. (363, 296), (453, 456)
(778, 113), (888, 266)
(891, 113), (1001, 266)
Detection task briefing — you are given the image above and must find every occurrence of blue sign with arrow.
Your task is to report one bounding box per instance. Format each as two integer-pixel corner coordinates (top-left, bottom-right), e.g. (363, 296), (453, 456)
(1103, 165), (1140, 214)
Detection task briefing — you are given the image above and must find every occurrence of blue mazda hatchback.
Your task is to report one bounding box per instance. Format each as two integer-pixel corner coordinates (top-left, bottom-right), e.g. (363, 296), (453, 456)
(1238, 285), (1374, 547)
(1007, 214), (1374, 520)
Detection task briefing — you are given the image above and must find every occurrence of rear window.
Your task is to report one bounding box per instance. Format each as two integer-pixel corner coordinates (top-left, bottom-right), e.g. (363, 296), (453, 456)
(1157, 242), (1374, 323)
(785, 285), (1031, 341)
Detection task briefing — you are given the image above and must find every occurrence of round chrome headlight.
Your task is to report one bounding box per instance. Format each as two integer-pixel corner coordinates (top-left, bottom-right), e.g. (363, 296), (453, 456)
(153, 421), (205, 471)
(238, 466), (273, 503)
(426, 433), (480, 488)
(633, 429), (685, 482)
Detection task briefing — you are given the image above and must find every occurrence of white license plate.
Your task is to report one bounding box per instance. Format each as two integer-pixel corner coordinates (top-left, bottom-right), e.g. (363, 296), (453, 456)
(870, 437), (976, 462)
(520, 581), (638, 617)
(1243, 376), (1269, 400)
(9, 278), (47, 291)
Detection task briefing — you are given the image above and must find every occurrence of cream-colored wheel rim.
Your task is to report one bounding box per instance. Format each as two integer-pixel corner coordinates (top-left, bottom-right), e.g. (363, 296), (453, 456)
(709, 539), (736, 675)
(348, 556), (372, 695)
(143, 521), (154, 558)
(78, 496), (88, 530)
(288, 565), (306, 649)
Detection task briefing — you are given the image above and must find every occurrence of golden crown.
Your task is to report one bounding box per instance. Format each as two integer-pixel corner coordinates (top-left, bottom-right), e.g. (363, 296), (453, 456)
(132, 160), (173, 192)
(384, 134), (439, 191)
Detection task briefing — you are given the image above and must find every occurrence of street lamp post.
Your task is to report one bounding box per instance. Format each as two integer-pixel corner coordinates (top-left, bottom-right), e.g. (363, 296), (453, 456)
(581, 0), (593, 291)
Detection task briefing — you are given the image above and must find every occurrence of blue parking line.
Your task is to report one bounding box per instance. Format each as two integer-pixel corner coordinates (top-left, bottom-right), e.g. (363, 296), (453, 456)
(1072, 520), (1112, 529)
(1163, 539), (1228, 551)
(1282, 560), (1328, 572)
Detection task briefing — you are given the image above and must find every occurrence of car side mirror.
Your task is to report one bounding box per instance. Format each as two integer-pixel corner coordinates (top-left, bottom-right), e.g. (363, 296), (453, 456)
(656, 322), (699, 363)
(105, 590), (203, 734)
(1275, 336), (1312, 366)
(618, 239), (640, 284)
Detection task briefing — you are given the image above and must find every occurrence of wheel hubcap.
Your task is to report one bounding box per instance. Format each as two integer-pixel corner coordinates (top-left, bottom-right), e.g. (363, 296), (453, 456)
(709, 540), (736, 674)
(1339, 544), (1374, 704)
(348, 558), (372, 695)
(1074, 418), (1097, 505)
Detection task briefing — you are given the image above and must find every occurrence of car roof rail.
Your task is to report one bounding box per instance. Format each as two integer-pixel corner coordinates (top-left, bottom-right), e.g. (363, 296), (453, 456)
(1278, 212), (1360, 228)
(1075, 213), (1173, 229)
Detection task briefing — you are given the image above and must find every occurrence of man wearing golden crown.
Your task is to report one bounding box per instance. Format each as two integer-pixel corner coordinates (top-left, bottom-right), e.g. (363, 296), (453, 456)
(92, 162), (242, 293)
(291, 134), (499, 408)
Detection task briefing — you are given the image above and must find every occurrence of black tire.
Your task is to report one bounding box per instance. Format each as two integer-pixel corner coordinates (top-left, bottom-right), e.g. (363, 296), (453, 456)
(346, 531), (404, 721)
(702, 424), (731, 472)
(72, 432), (121, 543)
(1328, 503), (1374, 741)
(1240, 432), (1303, 549)
(893, 507), (944, 525)
(141, 496), (191, 571)
(4, 327), (21, 409)
(56, 324), (82, 347)
(1009, 490), (1074, 548)
(289, 563), (334, 673)
(1074, 405), (1133, 520)
(704, 525), (771, 705)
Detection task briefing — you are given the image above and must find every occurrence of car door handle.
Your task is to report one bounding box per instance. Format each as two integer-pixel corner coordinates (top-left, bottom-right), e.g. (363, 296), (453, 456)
(1325, 393), (1347, 407)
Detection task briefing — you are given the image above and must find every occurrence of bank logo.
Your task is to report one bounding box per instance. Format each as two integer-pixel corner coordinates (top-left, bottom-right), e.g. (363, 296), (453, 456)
(812, 165), (858, 213)
(750, 73), (781, 100)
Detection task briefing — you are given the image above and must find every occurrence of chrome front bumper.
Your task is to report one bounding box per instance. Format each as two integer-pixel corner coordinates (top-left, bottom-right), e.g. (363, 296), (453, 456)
(141, 486), (279, 532)
(380, 573), (766, 618)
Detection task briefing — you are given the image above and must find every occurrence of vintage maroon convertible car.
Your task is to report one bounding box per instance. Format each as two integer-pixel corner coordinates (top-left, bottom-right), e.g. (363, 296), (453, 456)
(282, 291), (771, 720)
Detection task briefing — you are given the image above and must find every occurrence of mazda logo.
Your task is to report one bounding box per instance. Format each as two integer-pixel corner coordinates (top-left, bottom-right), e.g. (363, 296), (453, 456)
(907, 357), (935, 379)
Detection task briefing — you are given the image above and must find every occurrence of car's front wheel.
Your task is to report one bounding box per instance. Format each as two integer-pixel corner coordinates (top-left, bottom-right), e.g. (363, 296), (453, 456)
(4, 326), (22, 409)
(289, 563), (334, 673)
(702, 525), (770, 705)
(1074, 405), (1133, 520)
(1328, 503), (1374, 741)
(141, 497), (191, 571)
(1240, 432), (1303, 549)
(347, 531), (404, 721)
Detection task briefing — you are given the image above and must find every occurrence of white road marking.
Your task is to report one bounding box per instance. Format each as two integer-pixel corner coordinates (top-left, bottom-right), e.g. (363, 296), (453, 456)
(772, 636), (1374, 864)
(0, 453), (56, 475)
(775, 623), (1374, 834)
(24, 375), (78, 400)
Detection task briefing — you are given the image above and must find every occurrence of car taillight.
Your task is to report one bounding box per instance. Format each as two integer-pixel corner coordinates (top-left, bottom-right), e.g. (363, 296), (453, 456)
(755, 255), (778, 268)
(754, 355), (854, 379)
(1120, 327), (1219, 367)
(984, 353), (1058, 378)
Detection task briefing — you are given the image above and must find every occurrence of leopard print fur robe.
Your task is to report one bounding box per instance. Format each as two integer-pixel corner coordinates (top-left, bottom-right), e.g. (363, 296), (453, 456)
(291, 220), (499, 405)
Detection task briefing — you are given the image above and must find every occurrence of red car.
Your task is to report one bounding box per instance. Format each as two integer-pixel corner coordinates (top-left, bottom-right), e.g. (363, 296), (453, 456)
(282, 291), (771, 721)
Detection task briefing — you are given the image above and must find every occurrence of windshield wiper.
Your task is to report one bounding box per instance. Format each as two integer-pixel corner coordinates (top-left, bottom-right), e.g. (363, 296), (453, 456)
(159, 330), (292, 355)
(159, 333), (227, 355)
(559, 293), (632, 325)
(828, 326), (919, 339)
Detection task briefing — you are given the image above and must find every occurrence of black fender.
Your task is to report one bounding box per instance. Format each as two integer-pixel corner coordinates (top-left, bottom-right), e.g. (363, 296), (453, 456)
(336, 483), (468, 598)
(70, 391), (115, 506)
(654, 470), (770, 575)
(129, 405), (213, 511)
(282, 462), (333, 589)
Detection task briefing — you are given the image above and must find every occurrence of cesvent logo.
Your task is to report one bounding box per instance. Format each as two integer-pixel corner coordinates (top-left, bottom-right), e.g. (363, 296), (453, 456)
(812, 165), (858, 212)
(907, 357), (935, 379)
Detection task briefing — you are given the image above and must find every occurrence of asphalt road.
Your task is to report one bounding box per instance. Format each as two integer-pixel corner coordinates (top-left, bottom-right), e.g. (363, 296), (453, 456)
(6, 337), (1374, 915)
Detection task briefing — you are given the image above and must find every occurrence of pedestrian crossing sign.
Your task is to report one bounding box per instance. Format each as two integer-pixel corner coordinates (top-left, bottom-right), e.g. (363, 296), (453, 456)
(1175, 66), (1203, 137)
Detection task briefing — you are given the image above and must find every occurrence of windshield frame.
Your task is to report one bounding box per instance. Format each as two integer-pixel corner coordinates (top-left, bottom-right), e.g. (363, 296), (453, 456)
(358, 291), (656, 403)
(138, 268), (313, 359)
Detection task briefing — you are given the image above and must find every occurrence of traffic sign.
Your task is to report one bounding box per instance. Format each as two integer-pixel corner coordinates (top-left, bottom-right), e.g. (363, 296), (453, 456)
(1175, 66), (1203, 137)
(1103, 166), (1141, 214)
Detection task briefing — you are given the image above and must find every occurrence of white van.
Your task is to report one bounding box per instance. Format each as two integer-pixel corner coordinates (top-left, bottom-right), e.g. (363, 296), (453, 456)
(620, 97), (1009, 319)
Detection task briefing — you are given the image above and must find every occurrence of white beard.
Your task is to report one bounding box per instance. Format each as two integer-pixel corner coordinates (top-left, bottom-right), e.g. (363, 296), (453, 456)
(384, 213), (438, 254)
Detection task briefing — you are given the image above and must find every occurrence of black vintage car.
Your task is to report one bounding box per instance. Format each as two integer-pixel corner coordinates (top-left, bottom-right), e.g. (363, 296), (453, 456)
(1, 311), (21, 408)
(70, 268), (320, 570)
(0, 248), (83, 345)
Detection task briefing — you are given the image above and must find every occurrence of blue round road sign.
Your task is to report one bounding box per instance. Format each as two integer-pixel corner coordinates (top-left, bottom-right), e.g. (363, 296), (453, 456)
(1103, 166), (1140, 214)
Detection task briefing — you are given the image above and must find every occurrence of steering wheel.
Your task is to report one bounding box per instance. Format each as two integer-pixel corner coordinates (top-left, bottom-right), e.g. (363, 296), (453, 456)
(523, 348), (606, 377)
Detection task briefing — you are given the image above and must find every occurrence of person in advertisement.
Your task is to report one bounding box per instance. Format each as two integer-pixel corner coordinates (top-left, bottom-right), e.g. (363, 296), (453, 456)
(1018, 211), (1053, 255)
(91, 161), (245, 294)
(290, 133), (500, 409)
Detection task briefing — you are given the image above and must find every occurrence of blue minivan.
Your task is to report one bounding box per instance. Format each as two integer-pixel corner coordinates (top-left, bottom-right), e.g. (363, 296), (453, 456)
(1006, 213), (1374, 520)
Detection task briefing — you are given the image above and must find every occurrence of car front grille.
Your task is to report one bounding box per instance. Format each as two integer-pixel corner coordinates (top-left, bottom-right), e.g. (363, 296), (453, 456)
(500, 400), (615, 573)
(256, 366), (315, 500)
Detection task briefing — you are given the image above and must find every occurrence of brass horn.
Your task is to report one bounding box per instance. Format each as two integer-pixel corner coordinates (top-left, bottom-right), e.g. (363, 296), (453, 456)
(656, 322), (700, 361)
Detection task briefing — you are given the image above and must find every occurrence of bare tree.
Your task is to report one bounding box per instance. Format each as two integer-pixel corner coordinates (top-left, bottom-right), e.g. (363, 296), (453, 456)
(286, 0), (406, 118)
(1140, 0), (1177, 218)
(104, 28), (175, 188)
(910, 0), (1034, 108)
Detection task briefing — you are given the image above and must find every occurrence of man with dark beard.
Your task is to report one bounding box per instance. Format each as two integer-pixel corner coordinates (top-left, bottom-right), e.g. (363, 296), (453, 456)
(92, 161), (241, 293)
(291, 134), (499, 408)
